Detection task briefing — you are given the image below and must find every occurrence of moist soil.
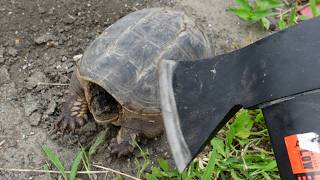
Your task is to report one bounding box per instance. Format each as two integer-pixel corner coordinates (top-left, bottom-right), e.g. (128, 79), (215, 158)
(0, 0), (267, 179)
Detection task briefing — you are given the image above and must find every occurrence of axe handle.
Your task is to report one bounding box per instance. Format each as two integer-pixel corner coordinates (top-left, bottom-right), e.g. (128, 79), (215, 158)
(262, 92), (320, 179)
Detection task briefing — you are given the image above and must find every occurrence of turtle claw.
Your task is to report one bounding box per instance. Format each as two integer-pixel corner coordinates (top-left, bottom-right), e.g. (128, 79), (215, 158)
(110, 138), (134, 158)
(55, 92), (88, 133)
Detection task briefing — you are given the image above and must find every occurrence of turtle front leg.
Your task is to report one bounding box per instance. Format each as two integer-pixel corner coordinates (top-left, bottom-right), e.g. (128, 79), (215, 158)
(56, 71), (89, 131)
(110, 127), (140, 157)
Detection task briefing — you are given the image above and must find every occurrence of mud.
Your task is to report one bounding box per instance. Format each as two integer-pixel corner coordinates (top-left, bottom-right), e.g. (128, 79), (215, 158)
(0, 0), (267, 179)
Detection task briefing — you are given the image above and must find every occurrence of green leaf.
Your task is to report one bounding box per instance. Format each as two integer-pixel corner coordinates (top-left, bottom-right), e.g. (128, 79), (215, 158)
(256, 0), (283, 11)
(228, 8), (252, 21)
(255, 110), (264, 122)
(201, 149), (218, 180)
(211, 138), (226, 157)
(288, 6), (297, 26)
(310, 0), (320, 17)
(146, 174), (158, 180)
(158, 158), (170, 172)
(42, 145), (68, 180)
(278, 17), (287, 30)
(89, 128), (108, 156)
(70, 150), (84, 180)
(150, 167), (164, 177)
(299, 15), (311, 21)
(261, 17), (270, 30)
(232, 109), (254, 139)
(250, 10), (276, 21)
(235, 0), (252, 11)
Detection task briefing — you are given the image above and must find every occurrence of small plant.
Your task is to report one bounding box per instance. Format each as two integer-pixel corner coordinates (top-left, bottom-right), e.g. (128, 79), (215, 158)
(229, 0), (320, 30)
(42, 145), (83, 180)
(42, 128), (108, 180)
(146, 109), (279, 179)
(228, 0), (283, 29)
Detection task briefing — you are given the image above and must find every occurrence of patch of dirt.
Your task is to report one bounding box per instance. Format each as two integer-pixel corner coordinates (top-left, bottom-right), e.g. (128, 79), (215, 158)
(0, 0), (267, 179)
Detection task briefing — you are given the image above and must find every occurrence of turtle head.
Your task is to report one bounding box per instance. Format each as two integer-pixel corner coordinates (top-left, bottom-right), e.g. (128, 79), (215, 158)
(86, 82), (121, 124)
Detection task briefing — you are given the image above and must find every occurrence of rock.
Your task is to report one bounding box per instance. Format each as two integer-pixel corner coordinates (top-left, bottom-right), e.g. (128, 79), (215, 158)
(63, 14), (76, 24)
(34, 34), (56, 44)
(29, 112), (42, 126)
(0, 67), (10, 85)
(7, 47), (17, 57)
(0, 47), (4, 57)
(0, 58), (4, 64)
(26, 71), (46, 89)
(23, 95), (39, 116)
(45, 101), (56, 115)
(73, 54), (83, 61)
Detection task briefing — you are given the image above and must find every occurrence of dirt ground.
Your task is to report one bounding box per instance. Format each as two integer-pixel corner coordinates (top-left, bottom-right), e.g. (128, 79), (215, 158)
(0, 0), (268, 179)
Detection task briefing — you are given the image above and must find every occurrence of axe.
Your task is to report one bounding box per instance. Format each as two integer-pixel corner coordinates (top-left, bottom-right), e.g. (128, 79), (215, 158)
(159, 17), (320, 179)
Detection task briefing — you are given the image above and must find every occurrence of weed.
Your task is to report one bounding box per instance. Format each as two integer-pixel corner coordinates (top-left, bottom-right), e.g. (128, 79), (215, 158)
(42, 128), (108, 180)
(229, 0), (320, 30)
(147, 109), (279, 179)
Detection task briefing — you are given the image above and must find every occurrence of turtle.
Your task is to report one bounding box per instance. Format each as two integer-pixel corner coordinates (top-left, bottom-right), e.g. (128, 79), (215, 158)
(56, 8), (213, 157)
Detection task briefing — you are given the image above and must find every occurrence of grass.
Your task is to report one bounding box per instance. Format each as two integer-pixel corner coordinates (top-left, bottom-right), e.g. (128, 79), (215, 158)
(146, 109), (279, 179)
(41, 111), (278, 179)
(40, 1), (320, 179)
(228, 0), (320, 30)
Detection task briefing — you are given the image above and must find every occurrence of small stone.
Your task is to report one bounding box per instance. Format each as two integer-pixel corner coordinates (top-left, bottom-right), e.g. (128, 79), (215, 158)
(73, 54), (83, 61)
(45, 101), (56, 115)
(38, 7), (46, 14)
(7, 47), (17, 57)
(0, 67), (10, 85)
(34, 34), (56, 44)
(0, 58), (4, 63)
(26, 71), (46, 89)
(61, 56), (67, 62)
(63, 14), (76, 24)
(29, 112), (42, 126)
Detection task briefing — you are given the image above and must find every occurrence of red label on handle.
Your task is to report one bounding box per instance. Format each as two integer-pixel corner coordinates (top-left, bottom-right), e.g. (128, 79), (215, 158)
(285, 132), (320, 179)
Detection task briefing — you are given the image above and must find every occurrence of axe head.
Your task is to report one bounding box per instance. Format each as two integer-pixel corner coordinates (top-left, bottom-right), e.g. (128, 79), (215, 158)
(158, 17), (320, 171)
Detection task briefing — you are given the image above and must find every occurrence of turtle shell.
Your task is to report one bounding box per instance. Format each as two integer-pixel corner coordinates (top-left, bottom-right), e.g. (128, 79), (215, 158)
(78, 8), (213, 114)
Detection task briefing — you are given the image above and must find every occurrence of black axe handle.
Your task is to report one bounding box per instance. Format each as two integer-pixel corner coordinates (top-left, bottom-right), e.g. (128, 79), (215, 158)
(159, 16), (320, 178)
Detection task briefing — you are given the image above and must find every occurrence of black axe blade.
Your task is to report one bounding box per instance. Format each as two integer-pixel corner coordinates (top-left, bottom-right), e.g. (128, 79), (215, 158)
(159, 17), (320, 171)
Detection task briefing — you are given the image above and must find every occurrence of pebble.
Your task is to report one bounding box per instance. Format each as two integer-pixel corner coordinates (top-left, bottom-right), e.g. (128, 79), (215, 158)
(29, 112), (42, 126)
(7, 47), (17, 57)
(45, 101), (56, 115)
(26, 71), (46, 89)
(34, 34), (56, 44)
(73, 54), (83, 61)
(63, 14), (76, 24)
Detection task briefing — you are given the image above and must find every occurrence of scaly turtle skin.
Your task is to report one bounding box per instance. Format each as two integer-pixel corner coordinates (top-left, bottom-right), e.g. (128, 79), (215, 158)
(56, 8), (213, 157)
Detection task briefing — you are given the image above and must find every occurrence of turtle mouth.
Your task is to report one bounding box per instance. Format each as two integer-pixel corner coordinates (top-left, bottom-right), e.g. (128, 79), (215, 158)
(88, 83), (121, 124)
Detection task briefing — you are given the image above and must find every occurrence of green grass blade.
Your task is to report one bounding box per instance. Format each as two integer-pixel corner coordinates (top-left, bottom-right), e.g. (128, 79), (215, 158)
(228, 8), (252, 21)
(69, 150), (84, 180)
(310, 0), (320, 17)
(278, 17), (287, 30)
(42, 145), (68, 180)
(201, 146), (218, 180)
(288, 6), (297, 25)
(89, 128), (108, 156)
(235, 0), (252, 11)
